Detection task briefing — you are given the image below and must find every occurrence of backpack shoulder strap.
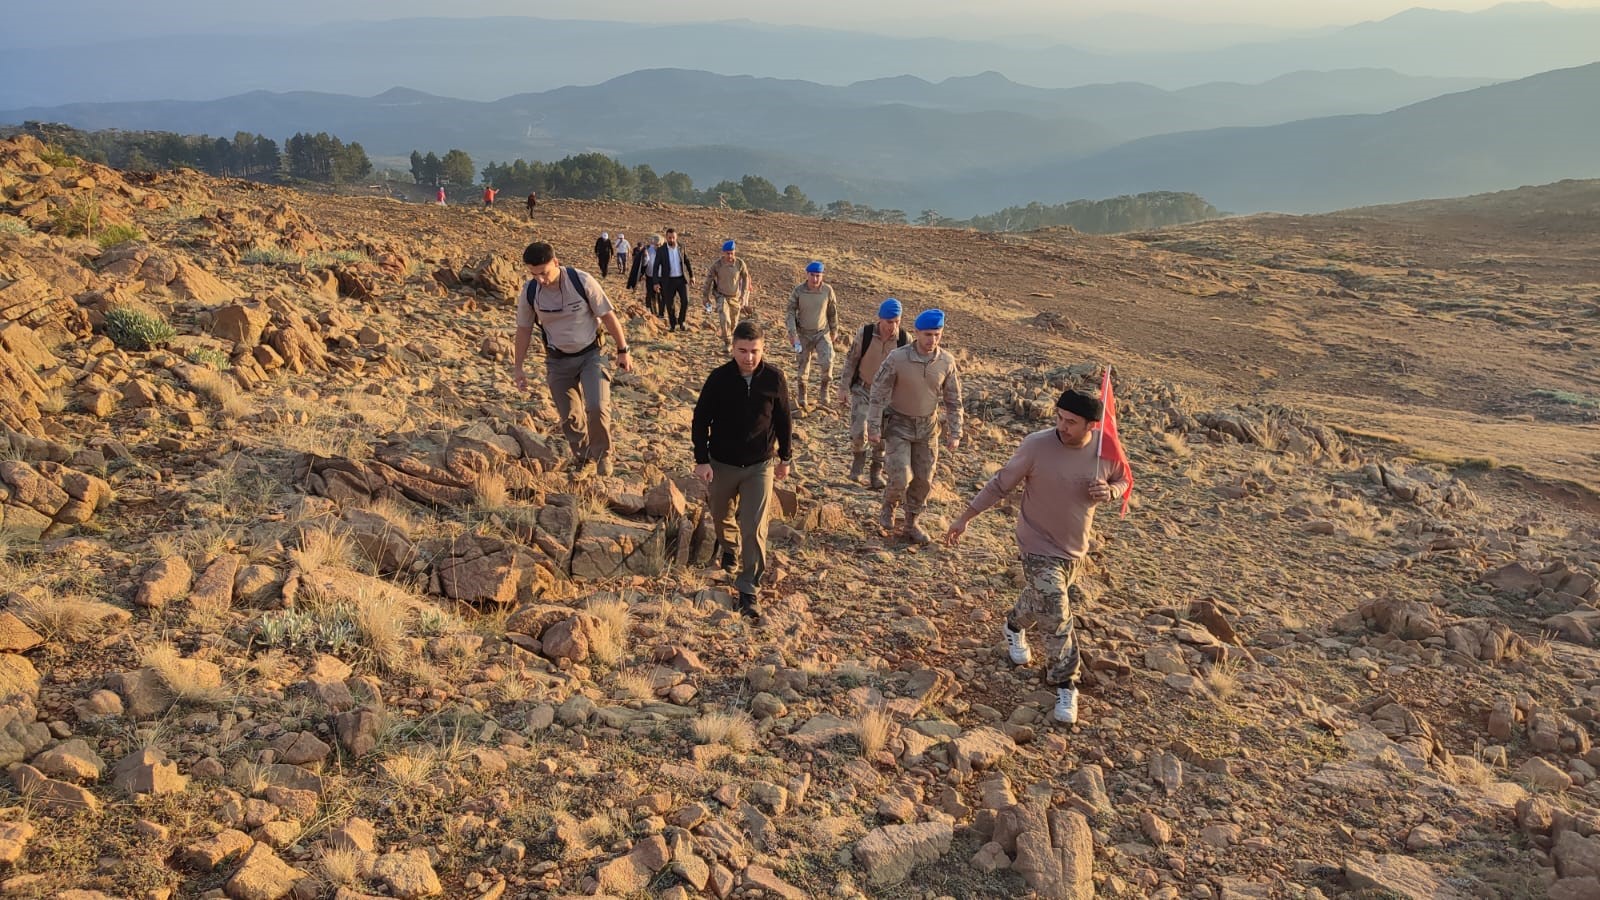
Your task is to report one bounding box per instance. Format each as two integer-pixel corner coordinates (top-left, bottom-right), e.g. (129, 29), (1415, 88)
(861, 323), (875, 347)
(565, 266), (590, 305)
(896, 328), (910, 348)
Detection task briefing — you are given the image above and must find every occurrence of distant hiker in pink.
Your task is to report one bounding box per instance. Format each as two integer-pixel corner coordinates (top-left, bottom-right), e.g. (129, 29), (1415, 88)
(483, 186), (497, 207)
(436, 186), (446, 205)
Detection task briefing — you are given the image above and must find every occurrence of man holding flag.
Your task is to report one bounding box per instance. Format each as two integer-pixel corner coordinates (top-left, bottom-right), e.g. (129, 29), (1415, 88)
(944, 373), (1131, 725)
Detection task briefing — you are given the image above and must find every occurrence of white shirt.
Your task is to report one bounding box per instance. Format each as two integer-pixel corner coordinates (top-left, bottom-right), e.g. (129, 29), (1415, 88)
(664, 246), (683, 277)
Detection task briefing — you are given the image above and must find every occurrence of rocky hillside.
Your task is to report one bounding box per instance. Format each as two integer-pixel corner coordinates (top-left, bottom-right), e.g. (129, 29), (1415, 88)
(0, 134), (1598, 899)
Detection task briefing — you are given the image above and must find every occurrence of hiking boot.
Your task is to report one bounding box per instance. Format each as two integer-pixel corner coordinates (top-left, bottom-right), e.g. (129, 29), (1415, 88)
(1003, 624), (1032, 665)
(717, 542), (736, 573)
(1052, 687), (1080, 725)
(878, 499), (898, 532)
(736, 592), (763, 622)
(595, 456), (614, 476)
(848, 451), (867, 483)
(868, 460), (885, 490)
(903, 513), (931, 545)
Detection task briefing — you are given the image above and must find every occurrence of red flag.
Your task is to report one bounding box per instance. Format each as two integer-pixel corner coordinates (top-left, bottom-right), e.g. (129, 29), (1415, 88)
(1096, 367), (1133, 516)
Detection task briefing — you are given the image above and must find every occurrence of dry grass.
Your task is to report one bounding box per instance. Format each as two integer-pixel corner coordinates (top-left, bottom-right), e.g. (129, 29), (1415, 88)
(1203, 657), (1242, 701)
(317, 847), (367, 885)
(142, 643), (227, 704)
(350, 587), (411, 672)
(472, 468), (510, 512)
(853, 708), (893, 758)
(9, 592), (123, 642)
(1157, 431), (1191, 459)
(495, 671), (534, 704)
(291, 527), (353, 572)
(612, 668), (656, 701)
(188, 366), (254, 420)
(379, 749), (437, 792)
(585, 596), (631, 667)
(690, 711), (757, 752)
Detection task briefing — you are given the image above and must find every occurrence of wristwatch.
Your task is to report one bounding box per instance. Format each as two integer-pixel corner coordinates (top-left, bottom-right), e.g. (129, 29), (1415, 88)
(616, 347), (630, 355)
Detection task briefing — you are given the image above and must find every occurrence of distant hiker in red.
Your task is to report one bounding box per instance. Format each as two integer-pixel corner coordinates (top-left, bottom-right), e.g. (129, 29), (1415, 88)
(945, 388), (1131, 726)
(594, 232), (614, 279)
(483, 187), (497, 207)
(436, 186), (446, 205)
(526, 191), (538, 219)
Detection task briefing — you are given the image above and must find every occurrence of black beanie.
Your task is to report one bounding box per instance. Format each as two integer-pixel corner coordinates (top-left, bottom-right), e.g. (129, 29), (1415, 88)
(1056, 389), (1104, 422)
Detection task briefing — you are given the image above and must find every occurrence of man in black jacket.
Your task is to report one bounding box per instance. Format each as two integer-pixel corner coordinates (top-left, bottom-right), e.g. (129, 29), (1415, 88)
(692, 320), (793, 620)
(652, 227), (694, 332)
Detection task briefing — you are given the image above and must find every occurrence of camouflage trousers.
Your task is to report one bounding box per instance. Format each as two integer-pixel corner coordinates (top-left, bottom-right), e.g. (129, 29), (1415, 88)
(794, 332), (834, 406)
(882, 411), (939, 513)
(1007, 554), (1084, 688)
(712, 293), (744, 345)
(848, 384), (885, 461)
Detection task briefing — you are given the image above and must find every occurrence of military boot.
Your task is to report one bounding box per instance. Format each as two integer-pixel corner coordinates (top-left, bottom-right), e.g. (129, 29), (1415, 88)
(868, 458), (885, 490)
(848, 451), (866, 483)
(878, 498), (898, 532)
(903, 512), (932, 545)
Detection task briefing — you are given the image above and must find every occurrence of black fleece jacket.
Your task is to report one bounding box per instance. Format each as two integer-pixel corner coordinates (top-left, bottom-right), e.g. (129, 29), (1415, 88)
(692, 360), (793, 466)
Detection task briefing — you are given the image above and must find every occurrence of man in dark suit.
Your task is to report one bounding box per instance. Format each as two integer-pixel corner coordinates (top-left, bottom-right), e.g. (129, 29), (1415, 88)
(652, 227), (694, 332)
(594, 232), (614, 278)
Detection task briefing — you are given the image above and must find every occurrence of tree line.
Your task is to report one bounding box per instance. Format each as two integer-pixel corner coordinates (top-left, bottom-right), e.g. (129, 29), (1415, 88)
(11, 122), (371, 184)
(952, 192), (1221, 233)
(9, 124), (1221, 233)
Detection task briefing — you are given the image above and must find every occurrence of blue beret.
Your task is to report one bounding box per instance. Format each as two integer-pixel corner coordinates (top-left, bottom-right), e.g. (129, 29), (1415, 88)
(805, 261), (824, 274)
(914, 309), (945, 330)
(878, 298), (902, 319)
(721, 240), (736, 251)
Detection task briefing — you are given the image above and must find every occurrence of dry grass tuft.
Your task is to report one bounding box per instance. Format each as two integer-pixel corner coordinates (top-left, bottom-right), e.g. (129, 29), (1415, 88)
(1157, 431), (1191, 459)
(1203, 657), (1242, 701)
(290, 527), (352, 573)
(853, 708), (894, 758)
(9, 592), (123, 642)
(472, 468), (510, 512)
(350, 586), (411, 672)
(690, 711), (757, 752)
(586, 596), (631, 667)
(188, 366), (254, 420)
(379, 749), (437, 792)
(142, 643), (227, 704)
(318, 847), (367, 885)
(612, 668), (656, 701)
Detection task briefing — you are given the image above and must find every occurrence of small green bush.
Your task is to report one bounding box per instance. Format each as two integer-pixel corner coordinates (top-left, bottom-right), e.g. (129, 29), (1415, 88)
(38, 145), (78, 168)
(95, 223), (143, 248)
(50, 197), (100, 238)
(186, 346), (232, 370)
(240, 246), (300, 265)
(104, 306), (177, 351)
(0, 217), (31, 236)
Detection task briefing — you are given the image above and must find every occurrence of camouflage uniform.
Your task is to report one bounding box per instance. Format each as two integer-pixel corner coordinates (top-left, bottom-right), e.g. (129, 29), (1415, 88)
(881, 411), (941, 513)
(1008, 554), (1084, 687)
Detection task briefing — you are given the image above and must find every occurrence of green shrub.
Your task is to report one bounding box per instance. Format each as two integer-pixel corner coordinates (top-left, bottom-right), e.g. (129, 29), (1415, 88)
(240, 246), (300, 265)
(38, 145), (78, 168)
(186, 346), (232, 370)
(0, 217), (31, 236)
(50, 196), (100, 238)
(104, 307), (177, 351)
(95, 223), (143, 248)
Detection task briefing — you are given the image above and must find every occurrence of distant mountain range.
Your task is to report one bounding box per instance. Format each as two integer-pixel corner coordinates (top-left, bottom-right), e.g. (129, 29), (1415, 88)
(0, 67), (1511, 215)
(958, 62), (1600, 215)
(1, 4), (1596, 107)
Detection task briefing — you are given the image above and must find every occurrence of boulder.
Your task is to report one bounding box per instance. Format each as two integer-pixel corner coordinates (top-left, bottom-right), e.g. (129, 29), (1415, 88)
(854, 821), (953, 886)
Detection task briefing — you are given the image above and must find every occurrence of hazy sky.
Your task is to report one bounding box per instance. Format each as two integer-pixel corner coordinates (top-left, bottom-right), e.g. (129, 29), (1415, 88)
(20, 0), (1600, 40)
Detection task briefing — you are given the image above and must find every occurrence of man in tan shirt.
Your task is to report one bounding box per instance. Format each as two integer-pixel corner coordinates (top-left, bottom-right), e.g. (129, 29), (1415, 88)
(703, 240), (752, 351)
(785, 260), (838, 411)
(512, 241), (636, 476)
(866, 308), (962, 543)
(944, 388), (1129, 725)
(837, 297), (908, 486)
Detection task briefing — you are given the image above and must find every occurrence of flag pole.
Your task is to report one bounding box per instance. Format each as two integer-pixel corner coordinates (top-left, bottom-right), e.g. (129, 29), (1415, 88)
(1094, 365), (1109, 478)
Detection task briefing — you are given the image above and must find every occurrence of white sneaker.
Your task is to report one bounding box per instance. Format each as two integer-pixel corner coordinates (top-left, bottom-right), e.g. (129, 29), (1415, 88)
(1053, 687), (1079, 725)
(1003, 624), (1032, 665)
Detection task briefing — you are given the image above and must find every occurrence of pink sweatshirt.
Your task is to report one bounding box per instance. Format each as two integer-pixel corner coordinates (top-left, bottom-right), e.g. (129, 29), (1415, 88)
(964, 427), (1128, 560)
